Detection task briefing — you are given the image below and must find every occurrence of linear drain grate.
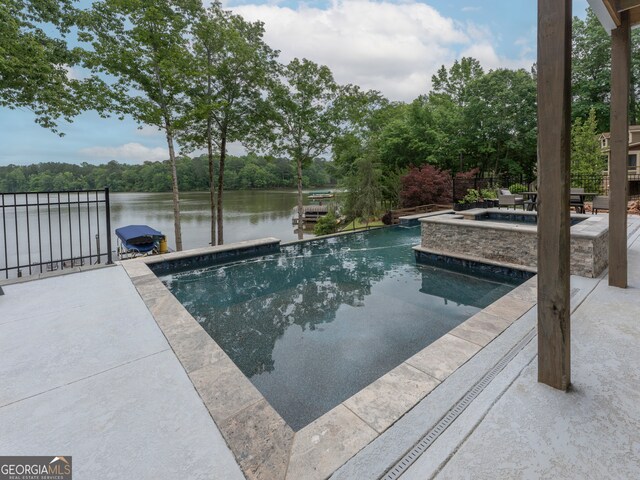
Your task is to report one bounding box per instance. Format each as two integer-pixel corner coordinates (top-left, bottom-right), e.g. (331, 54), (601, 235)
(380, 327), (536, 480)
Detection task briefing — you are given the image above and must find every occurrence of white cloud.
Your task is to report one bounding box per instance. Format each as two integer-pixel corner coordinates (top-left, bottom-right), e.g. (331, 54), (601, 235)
(231, 0), (532, 101)
(79, 143), (168, 163)
(135, 125), (164, 137)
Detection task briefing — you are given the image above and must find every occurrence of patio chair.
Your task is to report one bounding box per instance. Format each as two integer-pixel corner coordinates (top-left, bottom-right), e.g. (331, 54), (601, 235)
(570, 188), (585, 213)
(497, 189), (525, 210)
(592, 196), (609, 214)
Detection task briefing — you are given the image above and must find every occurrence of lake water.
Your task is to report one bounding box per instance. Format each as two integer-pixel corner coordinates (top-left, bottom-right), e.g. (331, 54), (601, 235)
(0, 190), (318, 278)
(111, 190), (313, 251)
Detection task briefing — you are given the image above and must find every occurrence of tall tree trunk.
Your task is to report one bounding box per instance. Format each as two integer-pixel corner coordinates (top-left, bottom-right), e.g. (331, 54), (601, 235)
(216, 130), (227, 245)
(297, 157), (304, 240)
(206, 49), (216, 246)
(630, 81), (638, 125)
(165, 121), (182, 251)
(207, 118), (216, 246)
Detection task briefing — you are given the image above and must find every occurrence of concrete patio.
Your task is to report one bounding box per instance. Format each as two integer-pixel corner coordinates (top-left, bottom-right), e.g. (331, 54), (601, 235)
(334, 216), (640, 479)
(0, 266), (244, 480)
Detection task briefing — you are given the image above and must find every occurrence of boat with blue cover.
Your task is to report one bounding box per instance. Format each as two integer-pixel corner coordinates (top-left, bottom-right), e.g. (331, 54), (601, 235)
(115, 224), (167, 259)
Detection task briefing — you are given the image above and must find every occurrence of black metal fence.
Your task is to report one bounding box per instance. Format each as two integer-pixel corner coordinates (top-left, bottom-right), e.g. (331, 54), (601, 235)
(453, 173), (640, 202)
(452, 174), (534, 203)
(0, 189), (112, 280)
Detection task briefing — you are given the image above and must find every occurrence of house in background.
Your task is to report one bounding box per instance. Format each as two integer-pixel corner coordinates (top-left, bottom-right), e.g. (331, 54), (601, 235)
(600, 126), (640, 198)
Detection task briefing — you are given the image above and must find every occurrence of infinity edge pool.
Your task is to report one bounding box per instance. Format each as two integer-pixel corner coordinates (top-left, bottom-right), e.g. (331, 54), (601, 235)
(121, 231), (538, 480)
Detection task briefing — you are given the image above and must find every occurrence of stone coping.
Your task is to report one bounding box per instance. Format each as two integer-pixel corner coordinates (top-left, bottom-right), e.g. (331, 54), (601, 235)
(420, 210), (607, 239)
(398, 209), (454, 221)
(121, 239), (537, 480)
(132, 237), (281, 265)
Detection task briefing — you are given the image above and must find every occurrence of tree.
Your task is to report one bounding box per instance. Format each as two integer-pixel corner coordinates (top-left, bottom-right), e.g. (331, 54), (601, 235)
(265, 58), (346, 239)
(80, 0), (199, 250)
(399, 165), (452, 208)
(344, 157), (382, 228)
(431, 57), (484, 107)
(572, 7), (640, 130)
(181, 4), (278, 245)
(464, 68), (537, 175)
(1, 0), (94, 133)
(313, 210), (339, 236)
(572, 9), (613, 132)
(571, 108), (606, 191)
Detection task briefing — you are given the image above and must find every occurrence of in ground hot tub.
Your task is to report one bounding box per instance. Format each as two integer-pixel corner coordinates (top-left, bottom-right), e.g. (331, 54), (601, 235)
(414, 208), (608, 278)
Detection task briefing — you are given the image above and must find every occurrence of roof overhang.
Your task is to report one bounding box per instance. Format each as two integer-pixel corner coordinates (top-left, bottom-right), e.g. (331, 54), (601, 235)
(588, 0), (640, 32)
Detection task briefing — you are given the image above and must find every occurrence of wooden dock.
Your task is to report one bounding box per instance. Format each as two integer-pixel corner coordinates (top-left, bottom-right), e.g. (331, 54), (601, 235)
(292, 205), (332, 224)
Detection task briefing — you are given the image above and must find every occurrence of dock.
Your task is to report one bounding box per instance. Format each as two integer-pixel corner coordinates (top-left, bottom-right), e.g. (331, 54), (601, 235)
(292, 204), (332, 224)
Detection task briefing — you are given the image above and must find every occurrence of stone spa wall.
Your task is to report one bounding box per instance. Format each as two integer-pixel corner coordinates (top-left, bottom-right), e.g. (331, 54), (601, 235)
(416, 210), (609, 278)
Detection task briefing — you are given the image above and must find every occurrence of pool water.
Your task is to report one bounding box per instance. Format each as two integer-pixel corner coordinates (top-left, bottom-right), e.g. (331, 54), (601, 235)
(161, 226), (522, 431)
(476, 211), (586, 226)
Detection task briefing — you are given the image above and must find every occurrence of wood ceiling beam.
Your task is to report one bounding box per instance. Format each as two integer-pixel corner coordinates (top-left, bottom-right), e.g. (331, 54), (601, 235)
(603, 0), (622, 26)
(629, 7), (640, 23)
(616, 0), (640, 12)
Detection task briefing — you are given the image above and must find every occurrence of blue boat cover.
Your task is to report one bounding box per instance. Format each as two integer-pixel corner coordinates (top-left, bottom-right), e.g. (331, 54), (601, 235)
(115, 225), (163, 252)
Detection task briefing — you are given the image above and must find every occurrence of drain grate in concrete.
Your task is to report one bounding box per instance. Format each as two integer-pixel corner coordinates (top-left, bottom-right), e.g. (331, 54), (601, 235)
(380, 327), (537, 480)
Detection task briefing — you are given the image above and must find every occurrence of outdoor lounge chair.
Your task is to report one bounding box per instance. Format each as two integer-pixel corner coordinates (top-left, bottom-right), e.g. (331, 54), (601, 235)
(498, 189), (525, 209)
(570, 188), (585, 213)
(592, 195), (609, 214)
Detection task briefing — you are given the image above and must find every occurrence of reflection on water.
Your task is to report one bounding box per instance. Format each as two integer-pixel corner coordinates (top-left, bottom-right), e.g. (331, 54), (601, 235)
(162, 226), (521, 431)
(110, 190), (310, 250)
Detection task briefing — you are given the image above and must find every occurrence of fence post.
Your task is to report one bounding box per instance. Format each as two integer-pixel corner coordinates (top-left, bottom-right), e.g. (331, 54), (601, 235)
(452, 176), (456, 204)
(105, 187), (113, 265)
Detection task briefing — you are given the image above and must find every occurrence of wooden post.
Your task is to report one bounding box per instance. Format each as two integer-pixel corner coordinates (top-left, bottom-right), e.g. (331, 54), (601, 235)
(537, 0), (572, 390)
(609, 11), (630, 289)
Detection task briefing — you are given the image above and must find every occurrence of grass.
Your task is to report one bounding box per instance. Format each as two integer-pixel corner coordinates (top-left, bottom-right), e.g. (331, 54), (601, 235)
(339, 218), (384, 232)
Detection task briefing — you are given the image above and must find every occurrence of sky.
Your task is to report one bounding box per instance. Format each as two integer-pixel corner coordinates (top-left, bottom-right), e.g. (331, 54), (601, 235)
(0, 0), (590, 166)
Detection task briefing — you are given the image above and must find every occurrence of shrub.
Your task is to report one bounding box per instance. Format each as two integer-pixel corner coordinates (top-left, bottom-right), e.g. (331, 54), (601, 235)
(314, 211), (339, 236)
(480, 188), (497, 200)
(399, 165), (452, 208)
(508, 183), (528, 194)
(462, 189), (481, 204)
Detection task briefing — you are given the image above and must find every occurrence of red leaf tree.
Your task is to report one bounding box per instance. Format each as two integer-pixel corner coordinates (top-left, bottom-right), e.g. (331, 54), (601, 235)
(399, 165), (453, 207)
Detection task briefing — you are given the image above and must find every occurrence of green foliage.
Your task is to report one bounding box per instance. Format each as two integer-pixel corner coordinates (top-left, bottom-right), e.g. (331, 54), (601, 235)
(508, 183), (527, 194)
(571, 108), (606, 176)
(313, 211), (339, 236)
(266, 58), (346, 166)
(572, 8), (640, 130)
(343, 157), (383, 225)
(334, 56), (538, 203)
(432, 57), (484, 106)
(571, 108), (606, 192)
(464, 69), (537, 175)
(0, 156), (335, 193)
(462, 189), (481, 204)
(180, 3), (277, 151)
(0, 0), (95, 133)
(480, 188), (497, 200)
(265, 58), (349, 238)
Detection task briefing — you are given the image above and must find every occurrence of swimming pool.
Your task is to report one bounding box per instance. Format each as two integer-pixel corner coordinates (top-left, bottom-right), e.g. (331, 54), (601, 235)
(160, 226), (522, 431)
